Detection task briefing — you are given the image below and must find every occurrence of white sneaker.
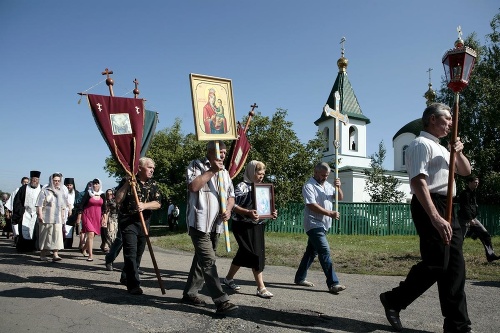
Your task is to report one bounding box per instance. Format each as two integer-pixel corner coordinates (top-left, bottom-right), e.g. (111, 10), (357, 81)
(222, 278), (241, 290)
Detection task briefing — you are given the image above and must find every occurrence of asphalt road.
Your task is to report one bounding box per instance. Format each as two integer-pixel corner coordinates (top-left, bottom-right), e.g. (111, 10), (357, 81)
(0, 236), (498, 333)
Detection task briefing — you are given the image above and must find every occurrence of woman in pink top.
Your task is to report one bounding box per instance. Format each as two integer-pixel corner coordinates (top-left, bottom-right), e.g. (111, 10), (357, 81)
(76, 179), (105, 261)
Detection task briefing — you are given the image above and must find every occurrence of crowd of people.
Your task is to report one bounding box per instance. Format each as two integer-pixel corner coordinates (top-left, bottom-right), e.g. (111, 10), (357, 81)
(0, 103), (498, 328)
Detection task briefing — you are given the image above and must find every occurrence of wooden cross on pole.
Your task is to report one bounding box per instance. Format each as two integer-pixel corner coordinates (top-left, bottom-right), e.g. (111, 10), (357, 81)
(323, 91), (349, 211)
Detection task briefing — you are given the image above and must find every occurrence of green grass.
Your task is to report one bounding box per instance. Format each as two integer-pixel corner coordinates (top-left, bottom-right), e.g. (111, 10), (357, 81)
(150, 227), (500, 281)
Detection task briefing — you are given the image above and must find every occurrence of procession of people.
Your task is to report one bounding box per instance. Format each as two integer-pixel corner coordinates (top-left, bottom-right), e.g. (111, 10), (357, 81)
(0, 102), (496, 331)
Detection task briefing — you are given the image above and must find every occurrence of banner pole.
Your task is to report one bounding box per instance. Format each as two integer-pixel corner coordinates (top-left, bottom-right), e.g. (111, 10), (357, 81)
(215, 141), (231, 252)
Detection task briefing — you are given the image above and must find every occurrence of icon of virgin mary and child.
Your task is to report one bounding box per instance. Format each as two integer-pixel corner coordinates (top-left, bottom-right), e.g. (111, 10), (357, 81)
(202, 88), (227, 134)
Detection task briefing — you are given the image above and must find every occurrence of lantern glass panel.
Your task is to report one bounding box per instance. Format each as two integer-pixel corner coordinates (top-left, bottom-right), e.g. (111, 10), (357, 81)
(443, 58), (451, 83)
(463, 54), (474, 83)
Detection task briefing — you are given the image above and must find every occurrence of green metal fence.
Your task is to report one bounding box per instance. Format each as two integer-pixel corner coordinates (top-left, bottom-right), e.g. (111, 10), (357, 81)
(150, 202), (500, 236)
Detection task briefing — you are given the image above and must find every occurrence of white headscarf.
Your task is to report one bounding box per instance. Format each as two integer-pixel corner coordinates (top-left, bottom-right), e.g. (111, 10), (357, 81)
(243, 160), (259, 183)
(88, 178), (104, 197)
(47, 172), (63, 196)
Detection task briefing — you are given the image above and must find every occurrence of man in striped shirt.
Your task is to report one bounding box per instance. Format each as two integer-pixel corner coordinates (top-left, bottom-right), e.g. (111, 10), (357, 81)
(182, 140), (238, 314)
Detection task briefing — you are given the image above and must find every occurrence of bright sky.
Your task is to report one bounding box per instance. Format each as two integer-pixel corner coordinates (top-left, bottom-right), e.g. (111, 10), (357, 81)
(0, 0), (497, 194)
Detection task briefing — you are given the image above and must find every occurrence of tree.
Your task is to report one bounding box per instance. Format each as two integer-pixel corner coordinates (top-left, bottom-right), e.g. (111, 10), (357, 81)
(437, 10), (500, 204)
(239, 108), (324, 207)
(364, 141), (405, 203)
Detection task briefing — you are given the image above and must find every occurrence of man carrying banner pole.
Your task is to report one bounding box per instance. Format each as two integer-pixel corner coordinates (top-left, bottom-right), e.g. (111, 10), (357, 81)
(115, 157), (162, 295)
(84, 70), (165, 294)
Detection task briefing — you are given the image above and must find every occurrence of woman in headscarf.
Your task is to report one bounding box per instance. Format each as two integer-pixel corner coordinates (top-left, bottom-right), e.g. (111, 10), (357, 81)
(222, 160), (278, 298)
(76, 178), (105, 262)
(36, 172), (70, 261)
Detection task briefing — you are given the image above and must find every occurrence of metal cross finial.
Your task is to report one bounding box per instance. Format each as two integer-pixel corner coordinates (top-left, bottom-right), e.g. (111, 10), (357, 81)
(101, 68), (114, 96)
(133, 78), (140, 98)
(457, 26), (462, 39)
(426, 68), (433, 85)
(340, 37), (346, 57)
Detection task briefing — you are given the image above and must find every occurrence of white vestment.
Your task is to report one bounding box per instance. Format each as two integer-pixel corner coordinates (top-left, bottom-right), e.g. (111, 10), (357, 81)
(6, 187), (20, 236)
(21, 186), (41, 239)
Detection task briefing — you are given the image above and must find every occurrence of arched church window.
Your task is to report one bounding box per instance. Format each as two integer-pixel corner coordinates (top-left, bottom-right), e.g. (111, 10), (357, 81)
(349, 126), (357, 151)
(402, 145), (409, 166)
(322, 127), (329, 152)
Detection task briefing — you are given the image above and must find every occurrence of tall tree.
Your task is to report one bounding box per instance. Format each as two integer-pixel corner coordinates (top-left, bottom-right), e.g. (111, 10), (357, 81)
(437, 10), (500, 204)
(364, 141), (405, 203)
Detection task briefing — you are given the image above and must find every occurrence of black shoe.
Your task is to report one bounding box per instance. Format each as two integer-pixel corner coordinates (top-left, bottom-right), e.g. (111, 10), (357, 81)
(106, 263), (113, 271)
(181, 295), (206, 306)
(487, 254), (500, 262)
(216, 301), (238, 314)
(128, 286), (143, 295)
(380, 293), (403, 332)
(138, 269), (144, 275)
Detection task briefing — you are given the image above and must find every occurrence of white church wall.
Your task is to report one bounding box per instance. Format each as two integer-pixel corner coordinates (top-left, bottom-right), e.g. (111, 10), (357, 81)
(393, 133), (417, 171)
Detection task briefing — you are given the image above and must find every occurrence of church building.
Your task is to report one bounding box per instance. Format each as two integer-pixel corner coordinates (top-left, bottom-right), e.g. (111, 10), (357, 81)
(314, 43), (434, 203)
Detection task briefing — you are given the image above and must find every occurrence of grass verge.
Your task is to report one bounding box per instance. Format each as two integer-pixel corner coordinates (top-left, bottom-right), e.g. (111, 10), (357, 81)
(150, 227), (500, 281)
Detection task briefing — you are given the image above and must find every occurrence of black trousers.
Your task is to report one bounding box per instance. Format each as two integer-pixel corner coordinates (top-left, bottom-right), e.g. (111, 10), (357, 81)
(120, 219), (148, 290)
(385, 194), (471, 333)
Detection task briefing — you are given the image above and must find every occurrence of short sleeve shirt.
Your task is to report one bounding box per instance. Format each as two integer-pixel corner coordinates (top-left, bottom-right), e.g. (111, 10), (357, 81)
(302, 177), (336, 232)
(406, 131), (455, 196)
(186, 157), (235, 233)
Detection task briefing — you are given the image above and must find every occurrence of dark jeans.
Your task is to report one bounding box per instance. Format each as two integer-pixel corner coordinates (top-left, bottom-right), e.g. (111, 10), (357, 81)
(385, 194), (471, 333)
(183, 227), (228, 305)
(120, 219), (148, 290)
(294, 227), (340, 287)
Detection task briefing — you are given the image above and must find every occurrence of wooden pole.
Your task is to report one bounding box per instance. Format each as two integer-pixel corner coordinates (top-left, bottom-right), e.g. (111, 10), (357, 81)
(445, 92), (460, 224)
(105, 71), (165, 294)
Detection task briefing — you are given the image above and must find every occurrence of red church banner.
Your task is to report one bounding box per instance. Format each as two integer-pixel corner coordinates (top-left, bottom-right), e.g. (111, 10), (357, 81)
(225, 124), (251, 179)
(87, 94), (145, 176)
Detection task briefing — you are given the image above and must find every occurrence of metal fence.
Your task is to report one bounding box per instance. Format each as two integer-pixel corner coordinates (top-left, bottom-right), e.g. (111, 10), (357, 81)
(150, 202), (500, 236)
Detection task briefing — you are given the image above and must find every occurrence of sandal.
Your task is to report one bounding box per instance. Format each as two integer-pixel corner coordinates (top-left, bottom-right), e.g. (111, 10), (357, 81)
(256, 287), (273, 298)
(86, 257), (94, 262)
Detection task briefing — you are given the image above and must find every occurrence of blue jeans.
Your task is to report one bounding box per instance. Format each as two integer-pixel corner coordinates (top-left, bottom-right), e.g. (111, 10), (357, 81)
(294, 227), (340, 287)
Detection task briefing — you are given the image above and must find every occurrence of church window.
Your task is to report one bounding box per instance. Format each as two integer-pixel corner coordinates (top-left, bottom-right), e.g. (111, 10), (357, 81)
(402, 145), (409, 166)
(322, 127), (329, 152)
(349, 126), (357, 151)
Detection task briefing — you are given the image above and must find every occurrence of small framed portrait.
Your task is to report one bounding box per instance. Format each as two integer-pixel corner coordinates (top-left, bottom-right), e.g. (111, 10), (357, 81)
(253, 183), (275, 219)
(189, 73), (237, 141)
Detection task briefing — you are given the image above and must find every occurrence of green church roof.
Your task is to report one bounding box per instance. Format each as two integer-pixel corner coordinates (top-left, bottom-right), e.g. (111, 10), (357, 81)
(392, 118), (422, 141)
(315, 70), (370, 125)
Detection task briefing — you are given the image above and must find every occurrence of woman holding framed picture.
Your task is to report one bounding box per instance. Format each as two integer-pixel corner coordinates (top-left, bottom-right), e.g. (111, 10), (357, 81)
(222, 160), (277, 298)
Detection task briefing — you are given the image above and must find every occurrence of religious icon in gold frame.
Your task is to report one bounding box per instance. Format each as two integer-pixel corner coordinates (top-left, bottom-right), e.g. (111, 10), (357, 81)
(189, 73), (237, 141)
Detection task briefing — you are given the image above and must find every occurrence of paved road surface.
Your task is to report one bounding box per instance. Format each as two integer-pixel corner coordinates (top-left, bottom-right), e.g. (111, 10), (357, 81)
(0, 237), (498, 333)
